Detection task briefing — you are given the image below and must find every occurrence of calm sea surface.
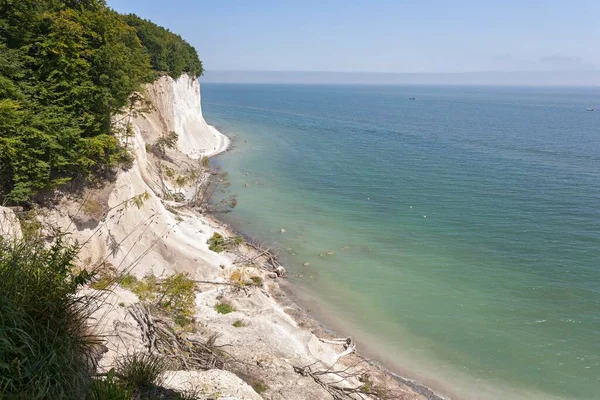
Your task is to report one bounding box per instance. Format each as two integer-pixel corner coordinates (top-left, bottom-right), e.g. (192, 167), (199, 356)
(202, 83), (600, 399)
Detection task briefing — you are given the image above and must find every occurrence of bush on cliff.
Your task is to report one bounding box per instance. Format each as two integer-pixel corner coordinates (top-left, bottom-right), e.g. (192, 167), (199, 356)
(0, 237), (97, 399)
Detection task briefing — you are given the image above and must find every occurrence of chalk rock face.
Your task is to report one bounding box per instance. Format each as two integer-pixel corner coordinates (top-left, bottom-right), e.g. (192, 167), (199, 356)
(144, 74), (227, 159)
(0, 207), (22, 239)
(46, 73), (232, 280)
(161, 370), (263, 400)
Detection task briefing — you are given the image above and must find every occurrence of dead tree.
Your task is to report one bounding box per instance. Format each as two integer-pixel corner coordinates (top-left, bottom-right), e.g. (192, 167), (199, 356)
(293, 360), (378, 400)
(128, 303), (227, 370)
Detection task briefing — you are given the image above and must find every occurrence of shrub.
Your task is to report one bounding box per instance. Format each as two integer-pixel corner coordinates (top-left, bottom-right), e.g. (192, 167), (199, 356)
(207, 233), (242, 253)
(232, 320), (244, 328)
(201, 156), (210, 168)
(151, 131), (179, 157)
(215, 301), (234, 315)
(119, 274), (138, 289)
(116, 352), (167, 391)
(0, 237), (97, 399)
(118, 150), (135, 171)
(91, 275), (113, 290)
(129, 273), (160, 302)
(249, 276), (263, 287)
(159, 273), (197, 321)
(251, 381), (269, 394)
(207, 232), (226, 253)
(229, 269), (244, 285)
(82, 198), (105, 220)
(16, 209), (42, 239)
(121, 272), (197, 328)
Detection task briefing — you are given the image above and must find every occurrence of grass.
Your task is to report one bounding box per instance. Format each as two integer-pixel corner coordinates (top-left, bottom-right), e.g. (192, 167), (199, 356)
(16, 209), (42, 239)
(116, 352), (167, 391)
(87, 370), (132, 400)
(119, 273), (138, 289)
(215, 301), (235, 315)
(0, 237), (98, 399)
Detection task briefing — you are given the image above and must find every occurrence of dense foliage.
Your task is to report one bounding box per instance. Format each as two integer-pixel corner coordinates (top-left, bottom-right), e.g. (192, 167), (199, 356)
(121, 14), (203, 79)
(0, 0), (202, 203)
(0, 237), (96, 399)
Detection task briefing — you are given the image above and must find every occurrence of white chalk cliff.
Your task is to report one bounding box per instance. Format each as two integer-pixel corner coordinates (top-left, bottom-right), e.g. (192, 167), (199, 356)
(50, 74), (231, 280)
(142, 74), (228, 159)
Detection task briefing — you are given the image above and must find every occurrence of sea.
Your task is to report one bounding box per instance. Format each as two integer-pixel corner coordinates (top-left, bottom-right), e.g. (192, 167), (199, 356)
(201, 83), (600, 400)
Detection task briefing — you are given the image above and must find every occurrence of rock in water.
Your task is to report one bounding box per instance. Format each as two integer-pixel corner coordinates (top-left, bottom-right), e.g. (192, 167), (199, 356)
(275, 266), (286, 276)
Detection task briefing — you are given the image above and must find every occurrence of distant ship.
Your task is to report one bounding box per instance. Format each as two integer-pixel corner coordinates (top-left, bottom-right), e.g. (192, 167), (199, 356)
(409, 97), (416, 100)
(586, 107), (595, 111)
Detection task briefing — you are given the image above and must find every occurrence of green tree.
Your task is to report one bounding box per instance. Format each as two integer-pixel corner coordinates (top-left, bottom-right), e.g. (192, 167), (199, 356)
(0, 0), (202, 203)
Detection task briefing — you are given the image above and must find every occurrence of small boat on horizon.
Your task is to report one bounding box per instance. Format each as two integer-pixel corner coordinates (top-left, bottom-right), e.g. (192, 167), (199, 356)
(586, 107), (595, 111)
(409, 97), (416, 100)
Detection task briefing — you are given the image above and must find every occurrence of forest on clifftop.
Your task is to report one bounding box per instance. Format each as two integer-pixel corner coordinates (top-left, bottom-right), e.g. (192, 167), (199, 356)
(0, 0), (202, 203)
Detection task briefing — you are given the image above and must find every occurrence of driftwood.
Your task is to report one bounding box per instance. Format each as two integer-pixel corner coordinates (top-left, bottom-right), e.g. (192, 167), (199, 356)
(231, 239), (286, 277)
(319, 337), (357, 362)
(293, 360), (378, 400)
(128, 303), (227, 370)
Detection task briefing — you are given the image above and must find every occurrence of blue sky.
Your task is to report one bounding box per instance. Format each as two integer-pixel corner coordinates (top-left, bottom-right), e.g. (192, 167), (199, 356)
(107, 0), (600, 74)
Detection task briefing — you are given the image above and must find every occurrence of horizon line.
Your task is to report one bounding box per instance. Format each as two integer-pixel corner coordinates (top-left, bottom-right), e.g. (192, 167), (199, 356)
(204, 68), (600, 75)
(200, 69), (600, 87)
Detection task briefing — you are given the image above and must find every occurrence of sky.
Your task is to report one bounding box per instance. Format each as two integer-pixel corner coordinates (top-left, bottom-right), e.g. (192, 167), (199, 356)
(107, 0), (600, 83)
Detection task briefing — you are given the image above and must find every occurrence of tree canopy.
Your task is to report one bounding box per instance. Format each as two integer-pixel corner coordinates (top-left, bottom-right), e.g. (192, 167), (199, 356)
(0, 0), (203, 203)
(121, 14), (203, 79)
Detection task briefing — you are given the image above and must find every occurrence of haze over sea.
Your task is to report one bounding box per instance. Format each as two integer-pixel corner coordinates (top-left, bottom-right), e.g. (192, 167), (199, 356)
(202, 83), (600, 399)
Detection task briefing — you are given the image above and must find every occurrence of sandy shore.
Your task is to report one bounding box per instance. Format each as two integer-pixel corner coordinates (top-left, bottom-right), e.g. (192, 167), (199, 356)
(205, 125), (231, 157)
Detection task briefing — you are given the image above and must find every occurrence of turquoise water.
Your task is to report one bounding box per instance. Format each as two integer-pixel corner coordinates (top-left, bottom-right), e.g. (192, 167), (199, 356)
(202, 84), (600, 399)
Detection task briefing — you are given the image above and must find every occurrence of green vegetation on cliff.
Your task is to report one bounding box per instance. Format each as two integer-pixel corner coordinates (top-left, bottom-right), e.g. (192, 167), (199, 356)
(0, 0), (202, 203)
(121, 14), (203, 79)
(0, 237), (95, 398)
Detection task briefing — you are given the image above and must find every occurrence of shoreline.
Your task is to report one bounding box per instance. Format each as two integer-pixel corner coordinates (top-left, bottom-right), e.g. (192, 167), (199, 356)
(204, 125), (231, 157)
(205, 126), (448, 400)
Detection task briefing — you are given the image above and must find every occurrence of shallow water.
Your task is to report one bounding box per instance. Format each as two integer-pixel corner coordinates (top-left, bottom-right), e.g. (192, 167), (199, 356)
(202, 83), (600, 399)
